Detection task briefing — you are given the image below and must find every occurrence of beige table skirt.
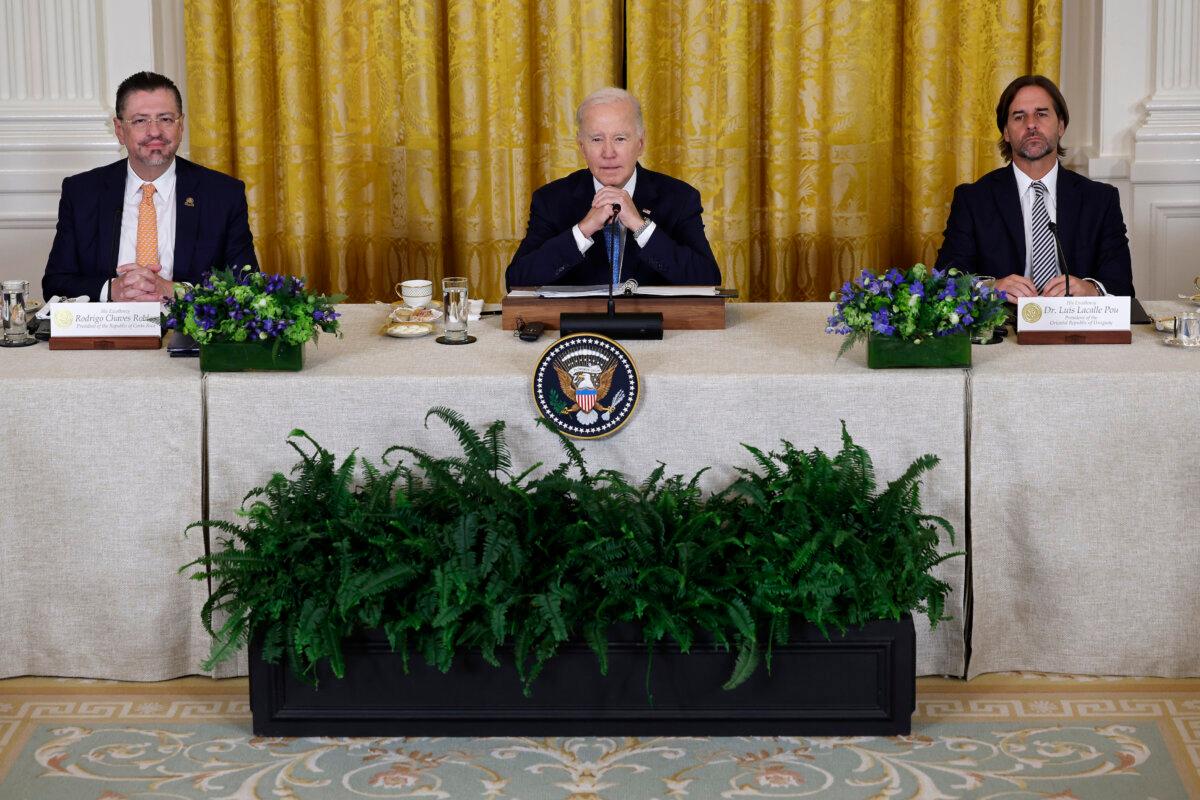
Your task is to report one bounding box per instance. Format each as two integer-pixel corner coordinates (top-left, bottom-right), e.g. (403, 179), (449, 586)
(0, 348), (211, 681)
(966, 300), (1200, 678)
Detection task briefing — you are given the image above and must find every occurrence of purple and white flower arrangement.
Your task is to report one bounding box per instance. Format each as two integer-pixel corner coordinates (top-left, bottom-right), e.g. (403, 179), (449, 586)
(165, 266), (344, 346)
(826, 264), (1007, 355)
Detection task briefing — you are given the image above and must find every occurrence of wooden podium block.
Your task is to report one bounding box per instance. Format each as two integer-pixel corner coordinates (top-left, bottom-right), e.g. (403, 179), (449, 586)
(49, 336), (163, 350)
(502, 294), (726, 331)
(1016, 330), (1132, 345)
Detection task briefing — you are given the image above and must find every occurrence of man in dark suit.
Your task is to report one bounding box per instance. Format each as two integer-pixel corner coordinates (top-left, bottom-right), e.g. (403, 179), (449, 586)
(505, 88), (720, 289)
(936, 75), (1133, 298)
(44, 71), (257, 302)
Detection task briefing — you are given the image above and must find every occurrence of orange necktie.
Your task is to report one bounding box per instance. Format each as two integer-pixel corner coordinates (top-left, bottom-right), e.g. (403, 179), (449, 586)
(135, 183), (158, 266)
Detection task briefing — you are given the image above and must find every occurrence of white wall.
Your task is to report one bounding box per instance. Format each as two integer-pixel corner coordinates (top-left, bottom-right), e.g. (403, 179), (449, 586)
(0, 0), (185, 292)
(1061, 0), (1200, 299)
(4, 0), (1199, 300)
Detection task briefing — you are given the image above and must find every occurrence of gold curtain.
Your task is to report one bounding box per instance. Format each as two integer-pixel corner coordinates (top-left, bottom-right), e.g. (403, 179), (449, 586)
(627, 0), (1061, 300)
(187, 0), (1058, 303)
(185, 0), (620, 302)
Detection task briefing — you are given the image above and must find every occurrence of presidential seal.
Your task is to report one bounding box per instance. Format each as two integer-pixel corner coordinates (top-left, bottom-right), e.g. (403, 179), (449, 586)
(532, 333), (639, 439)
(1021, 303), (1043, 324)
(53, 308), (74, 329)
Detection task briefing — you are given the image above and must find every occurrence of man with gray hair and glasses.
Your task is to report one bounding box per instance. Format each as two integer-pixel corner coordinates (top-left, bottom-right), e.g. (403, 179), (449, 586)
(506, 87), (720, 289)
(44, 71), (257, 303)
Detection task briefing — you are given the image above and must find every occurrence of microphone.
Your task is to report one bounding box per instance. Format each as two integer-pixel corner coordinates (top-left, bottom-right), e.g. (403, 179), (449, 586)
(558, 200), (663, 339)
(1046, 221), (1070, 297)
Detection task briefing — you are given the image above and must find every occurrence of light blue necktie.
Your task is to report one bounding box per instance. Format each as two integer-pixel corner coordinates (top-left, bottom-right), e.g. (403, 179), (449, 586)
(603, 221), (623, 289)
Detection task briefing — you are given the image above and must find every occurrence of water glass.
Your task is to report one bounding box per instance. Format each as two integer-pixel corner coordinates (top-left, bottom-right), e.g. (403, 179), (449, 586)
(442, 277), (469, 342)
(1, 279), (35, 345)
(1176, 312), (1200, 346)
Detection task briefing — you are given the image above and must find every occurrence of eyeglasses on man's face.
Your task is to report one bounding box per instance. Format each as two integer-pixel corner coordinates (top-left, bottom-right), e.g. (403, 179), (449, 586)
(122, 114), (182, 130)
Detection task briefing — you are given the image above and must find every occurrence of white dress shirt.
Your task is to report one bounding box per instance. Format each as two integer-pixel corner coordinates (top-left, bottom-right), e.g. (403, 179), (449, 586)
(571, 168), (657, 254)
(101, 159), (178, 300)
(1012, 161), (1105, 294)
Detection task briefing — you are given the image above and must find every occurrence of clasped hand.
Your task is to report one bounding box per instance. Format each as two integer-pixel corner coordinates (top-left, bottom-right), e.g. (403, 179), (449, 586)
(578, 185), (643, 238)
(994, 274), (1098, 300)
(112, 263), (174, 302)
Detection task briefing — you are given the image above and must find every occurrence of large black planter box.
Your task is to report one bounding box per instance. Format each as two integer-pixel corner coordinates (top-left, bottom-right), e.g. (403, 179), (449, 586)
(249, 615), (915, 736)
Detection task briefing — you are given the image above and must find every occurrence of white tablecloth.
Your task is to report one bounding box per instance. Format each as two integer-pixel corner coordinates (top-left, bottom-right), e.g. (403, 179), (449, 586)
(967, 300), (1200, 677)
(0, 346), (211, 680)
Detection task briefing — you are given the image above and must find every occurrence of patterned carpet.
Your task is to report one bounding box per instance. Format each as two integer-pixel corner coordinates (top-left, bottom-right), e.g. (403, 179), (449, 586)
(1, 674), (1197, 799)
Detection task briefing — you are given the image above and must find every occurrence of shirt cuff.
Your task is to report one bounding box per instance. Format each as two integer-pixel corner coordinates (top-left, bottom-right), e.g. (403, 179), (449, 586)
(572, 225), (594, 255)
(1083, 277), (1106, 295)
(100, 279), (111, 302)
(633, 220), (656, 248)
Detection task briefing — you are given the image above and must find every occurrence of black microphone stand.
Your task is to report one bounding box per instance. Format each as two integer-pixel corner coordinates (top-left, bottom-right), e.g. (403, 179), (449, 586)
(1046, 221), (1070, 296)
(606, 203), (620, 316)
(559, 202), (663, 340)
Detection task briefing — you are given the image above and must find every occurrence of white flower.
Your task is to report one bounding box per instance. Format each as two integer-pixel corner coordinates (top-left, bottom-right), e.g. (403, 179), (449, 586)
(949, 312), (960, 325)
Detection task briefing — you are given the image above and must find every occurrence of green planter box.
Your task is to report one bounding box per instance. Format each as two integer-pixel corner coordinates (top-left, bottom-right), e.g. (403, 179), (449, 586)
(200, 340), (304, 372)
(867, 333), (971, 369)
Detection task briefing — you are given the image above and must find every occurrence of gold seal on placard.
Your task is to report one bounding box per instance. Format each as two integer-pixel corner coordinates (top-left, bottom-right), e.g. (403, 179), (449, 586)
(53, 308), (74, 329)
(1021, 303), (1043, 324)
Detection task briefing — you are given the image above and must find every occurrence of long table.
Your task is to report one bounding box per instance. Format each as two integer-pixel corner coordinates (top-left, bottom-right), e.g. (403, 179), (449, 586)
(4, 302), (1195, 682)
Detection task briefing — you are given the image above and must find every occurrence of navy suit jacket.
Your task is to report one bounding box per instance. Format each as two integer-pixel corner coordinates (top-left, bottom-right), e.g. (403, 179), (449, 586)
(935, 164), (1134, 297)
(43, 157), (259, 300)
(505, 166), (721, 289)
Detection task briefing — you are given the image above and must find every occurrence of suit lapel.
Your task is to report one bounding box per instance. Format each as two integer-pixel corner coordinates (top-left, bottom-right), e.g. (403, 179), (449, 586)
(1055, 166), (1080, 260)
(631, 163), (658, 222)
(97, 161), (126, 275)
(173, 157), (199, 279)
(990, 167), (1025, 265)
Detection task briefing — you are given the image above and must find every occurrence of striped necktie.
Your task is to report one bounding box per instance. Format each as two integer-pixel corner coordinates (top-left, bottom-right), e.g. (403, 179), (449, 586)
(1029, 181), (1059, 291)
(135, 183), (158, 267)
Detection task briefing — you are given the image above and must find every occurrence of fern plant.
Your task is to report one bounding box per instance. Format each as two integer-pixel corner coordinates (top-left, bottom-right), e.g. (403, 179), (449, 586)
(184, 408), (959, 694)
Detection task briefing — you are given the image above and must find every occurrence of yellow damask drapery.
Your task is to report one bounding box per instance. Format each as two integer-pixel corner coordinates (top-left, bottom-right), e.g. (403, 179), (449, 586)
(186, 0), (1058, 302)
(185, 0), (620, 301)
(628, 0), (1060, 300)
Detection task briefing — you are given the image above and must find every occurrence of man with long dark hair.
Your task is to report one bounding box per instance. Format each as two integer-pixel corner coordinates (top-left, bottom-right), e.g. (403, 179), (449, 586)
(936, 75), (1133, 298)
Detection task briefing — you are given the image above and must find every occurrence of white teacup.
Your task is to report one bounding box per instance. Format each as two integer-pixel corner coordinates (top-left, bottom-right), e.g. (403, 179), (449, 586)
(398, 279), (433, 309)
(468, 298), (484, 318)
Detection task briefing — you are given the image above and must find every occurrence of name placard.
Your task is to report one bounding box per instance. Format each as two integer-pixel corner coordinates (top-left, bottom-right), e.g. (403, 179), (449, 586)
(50, 302), (162, 337)
(1017, 296), (1130, 332)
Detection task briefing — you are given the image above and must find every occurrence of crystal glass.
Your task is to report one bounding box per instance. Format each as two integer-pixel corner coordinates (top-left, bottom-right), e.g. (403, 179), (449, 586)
(1, 279), (35, 345)
(1175, 312), (1200, 345)
(442, 277), (468, 342)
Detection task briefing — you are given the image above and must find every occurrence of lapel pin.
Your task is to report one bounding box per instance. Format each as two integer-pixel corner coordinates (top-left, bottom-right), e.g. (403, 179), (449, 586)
(641, 208), (651, 217)
(184, 197), (195, 207)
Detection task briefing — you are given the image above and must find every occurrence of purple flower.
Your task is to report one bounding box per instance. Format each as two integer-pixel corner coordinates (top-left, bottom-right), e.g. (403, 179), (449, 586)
(884, 268), (904, 285)
(871, 308), (895, 336)
(909, 281), (925, 298)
